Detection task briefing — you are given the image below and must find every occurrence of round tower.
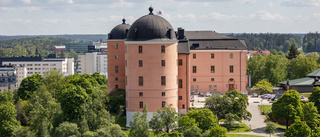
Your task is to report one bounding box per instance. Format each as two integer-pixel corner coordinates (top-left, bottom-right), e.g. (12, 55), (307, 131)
(125, 7), (178, 126)
(107, 19), (130, 92)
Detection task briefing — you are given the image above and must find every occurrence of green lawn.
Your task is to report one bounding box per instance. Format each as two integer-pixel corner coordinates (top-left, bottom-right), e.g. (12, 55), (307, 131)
(300, 92), (312, 97)
(221, 123), (251, 132)
(259, 105), (272, 114)
(227, 134), (264, 137)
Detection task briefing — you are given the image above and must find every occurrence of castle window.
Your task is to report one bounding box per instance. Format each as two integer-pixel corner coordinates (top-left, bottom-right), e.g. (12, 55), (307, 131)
(139, 60), (143, 67)
(178, 79), (182, 88)
(211, 53), (214, 59)
(211, 66), (215, 73)
(115, 85), (118, 89)
(161, 60), (165, 67)
(230, 53), (233, 58)
(182, 104), (185, 109)
(161, 45), (165, 53)
(193, 66), (197, 73)
(162, 92), (165, 96)
(179, 96), (182, 100)
(115, 43), (118, 49)
(162, 101), (166, 108)
(139, 45), (143, 53)
(211, 78), (215, 81)
(193, 54), (196, 59)
(115, 66), (118, 73)
(115, 54), (118, 59)
(140, 102), (143, 108)
(139, 76), (143, 86)
(139, 92), (143, 97)
(161, 76), (166, 86)
(115, 77), (118, 81)
(178, 59), (183, 66)
(230, 65), (234, 73)
(193, 78), (196, 82)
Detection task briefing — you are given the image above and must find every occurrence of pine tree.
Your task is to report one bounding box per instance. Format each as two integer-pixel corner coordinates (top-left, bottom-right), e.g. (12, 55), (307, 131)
(287, 44), (300, 59)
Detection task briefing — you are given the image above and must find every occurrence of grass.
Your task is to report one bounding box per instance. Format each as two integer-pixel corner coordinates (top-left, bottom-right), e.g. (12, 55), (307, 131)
(300, 92), (312, 97)
(227, 134), (264, 137)
(221, 123), (251, 132)
(259, 105), (272, 115)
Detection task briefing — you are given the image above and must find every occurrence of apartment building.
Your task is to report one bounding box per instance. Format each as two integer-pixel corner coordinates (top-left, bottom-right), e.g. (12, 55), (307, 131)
(0, 66), (27, 92)
(77, 52), (107, 75)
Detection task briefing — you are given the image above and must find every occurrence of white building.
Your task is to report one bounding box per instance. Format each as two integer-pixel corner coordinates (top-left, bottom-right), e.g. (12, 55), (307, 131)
(0, 57), (74, 77)
(0, 66), (27, 92)
(77, 52), (107, 76)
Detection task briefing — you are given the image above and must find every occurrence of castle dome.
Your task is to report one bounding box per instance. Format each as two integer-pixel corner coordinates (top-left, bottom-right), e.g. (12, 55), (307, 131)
(126, 7), (176, 41)
(108, 18), (131, 40)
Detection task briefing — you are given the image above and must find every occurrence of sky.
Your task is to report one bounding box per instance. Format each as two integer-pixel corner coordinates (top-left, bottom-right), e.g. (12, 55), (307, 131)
(0, 0), (320, 35)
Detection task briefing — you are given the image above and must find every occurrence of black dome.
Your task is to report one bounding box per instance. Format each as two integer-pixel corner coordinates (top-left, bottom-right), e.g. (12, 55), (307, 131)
(126, 7), (176, 41)
(108, 19), (131, 40)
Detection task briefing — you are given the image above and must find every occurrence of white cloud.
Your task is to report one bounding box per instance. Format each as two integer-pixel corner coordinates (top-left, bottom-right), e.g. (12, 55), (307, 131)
(12, 18), (32, 23)
(0, 0), (11, 5)
(268, 2), (273, 7)
(281, 0), (320, 7)
(257, 11), (286, 21)
(108, 0), (134, 9)
(49, 0), (73, 4)
(42, 19), (71, 24)
(314, 13), (320, 17)
(21, 0), (31, 4)
(0, 6), (40, 12)
(201, 12), (253, 21)
(176, 13), (196, 21)
(238, 0), (256, 4)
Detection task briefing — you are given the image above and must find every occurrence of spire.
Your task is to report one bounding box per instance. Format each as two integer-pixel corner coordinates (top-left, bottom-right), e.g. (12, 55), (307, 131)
(149, 6), (154, 15)
(122, 18), (126, 24)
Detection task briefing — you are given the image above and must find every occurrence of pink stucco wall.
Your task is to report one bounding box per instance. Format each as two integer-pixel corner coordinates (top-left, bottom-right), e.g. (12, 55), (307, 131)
(178, 54), (190, 110)
(125, 42), (178, 112)
(189, 50), (248, 93)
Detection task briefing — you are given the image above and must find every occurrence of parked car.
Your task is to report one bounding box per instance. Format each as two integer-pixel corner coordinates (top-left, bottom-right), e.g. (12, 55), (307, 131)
(252, 93), (259, 97)
(271, 94), (282, 101)
(261, 94), (270, 99)
(200, 93), (205, 97)
(300, 95), (305, 99)
(267, 94), (276, 101)
(206, 92), (212, 97)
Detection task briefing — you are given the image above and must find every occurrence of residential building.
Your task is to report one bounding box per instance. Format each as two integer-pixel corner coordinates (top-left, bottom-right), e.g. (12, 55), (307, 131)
(0, 66), (27, 92)
(0, 57), (74, 76)
(107, 7), (248, 127)
(77, 52), (108, 75)
(54, 46), (66, 53)
(65, 41), (92, 53)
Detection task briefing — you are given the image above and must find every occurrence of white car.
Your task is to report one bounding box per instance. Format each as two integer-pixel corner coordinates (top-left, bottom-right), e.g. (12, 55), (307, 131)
(205, 92), (212, 97)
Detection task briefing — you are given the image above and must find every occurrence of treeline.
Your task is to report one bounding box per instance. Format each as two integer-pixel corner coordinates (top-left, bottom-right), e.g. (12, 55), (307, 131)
(229, 32), (319, 53)
(0, 34), (107, 42)
(0, 70), (127, 137)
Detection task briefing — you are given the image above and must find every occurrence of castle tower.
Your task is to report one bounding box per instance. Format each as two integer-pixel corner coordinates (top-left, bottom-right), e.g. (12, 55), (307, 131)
(107, 19), (130, 91)
(125, 7), (179, 126)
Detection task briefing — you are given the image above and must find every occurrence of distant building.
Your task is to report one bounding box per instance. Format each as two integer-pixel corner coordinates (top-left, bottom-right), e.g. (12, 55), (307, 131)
(54, 46), (66, 54)
(0, 57), (74, 76)
(0, 66), (27, 92)
(77, 52), (107, 75)
(247, 50), (270, 59)
(65, 41), (108, 53)
(279, 68), (320, 92)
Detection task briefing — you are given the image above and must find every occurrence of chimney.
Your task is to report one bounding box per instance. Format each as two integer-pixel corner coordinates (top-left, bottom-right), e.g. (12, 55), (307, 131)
(177, 27), (185, 40)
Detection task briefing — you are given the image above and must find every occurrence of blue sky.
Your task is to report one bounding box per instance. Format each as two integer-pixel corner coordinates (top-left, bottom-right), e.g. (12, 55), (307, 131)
(0, 0), (319, 35)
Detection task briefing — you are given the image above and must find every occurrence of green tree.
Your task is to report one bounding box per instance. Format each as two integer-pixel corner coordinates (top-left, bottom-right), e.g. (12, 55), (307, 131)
(252, 79), (273, 94)
(272, 90), (303, 129)
(302, 102), (320, 129)
(309, 87), (320, 113)
(284, 121), (311, 137)
(264, 55), (287, 85)
(287, 44), (300, 59)
(29, 86), (63, 137)
(91, 72), (108, 86)
(186, 108), (218, 131)
(264, 122), (276, 137)
(311, 127), (320, 137)
(55, 122), (81, 137)
(183, 125), (202, 137)
(205, 90), (251, 121)
(277, 51), (286, 57)
(12, 126), (36, 137)
(12, 45), (28, 57)
(18, 74), (44, 100)
(269, 49), (277, 55)
(150, 104), (180, 133)
(43, 69), (63, 98)
(129, 104), (150, 137)
(287, 57), (318, 80)
(306, 52), (319, 60)
(224, 113), (238, 131)
(0, 90), (19, 137)
(178, 115), (198, 131)
(207, 124), (227, 137)
(247, 55), (266, 86)
(96, 124), (127, 137)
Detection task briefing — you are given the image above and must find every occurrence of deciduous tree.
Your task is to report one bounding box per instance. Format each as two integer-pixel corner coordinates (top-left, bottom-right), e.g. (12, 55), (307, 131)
(150, 104), (180, 133)
(284, 121), (310, 137)
(186, 108), (218, 131)
(18, 74), (44, 100)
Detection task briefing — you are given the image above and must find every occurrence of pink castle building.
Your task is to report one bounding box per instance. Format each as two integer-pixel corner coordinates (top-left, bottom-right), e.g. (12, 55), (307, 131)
(107, 7), (248, 126)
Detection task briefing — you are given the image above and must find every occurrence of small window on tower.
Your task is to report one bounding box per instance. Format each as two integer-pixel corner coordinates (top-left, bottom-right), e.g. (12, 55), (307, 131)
(161, 60), (165, 66)
(162, 92), (165, 96)
(193, 54), (196, 59)
(161, 45), (165, 53)
(193, 78), (196, 82)
(139, 92), (143, 97)
(115, 77), (118, 81)
(139, 45), (143, 53)
(115, 54), (118, 59)
(115, 85), (118, 89)
(178, 59), (183, 66)
(211, 53), (214, 59)
(179, 96), (182, 100)
(140, 102), (143, 108)
(139, 60), (143, 67)
(115, 43), (118, 49)
(162, 101), (166, 108)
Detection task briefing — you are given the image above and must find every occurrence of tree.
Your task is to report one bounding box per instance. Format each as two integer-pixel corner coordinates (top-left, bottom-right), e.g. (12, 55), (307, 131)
(55, 122), (81, 137)
(287, 44), (300, 59)
(284, 121), (311, 137)
(18, 74), (44, 100)
(287, 57), (318, 80)
(252, 79), (273, 94)
(150, 104), (180, 133)
(311, 127), (320, 137)
(264, 122), (276, 137)
(302, 102), (320, 129)
(12, 45), (28, 57)
(309, 87), (320, 113)
(205, 90), (251, 121)
(0, 90), (19, 137)
(12, 126), (36, 137)
(272, 90), (303, 129)
(247, 54), (267, 86)
(224, 113), (238, 131)
(186, 108), (218, 131)
(43, 69), (63, 98)
(129, 104), (150, 137)
(29, 86), (63, 137)
(207, 124), (227, 137)
(306, 52), (319, 60)
(183, 125), (202, 137)
(178, 115), (198, 131)
(264, 55), (287, 85)
(96, 124), (127, 137)
(91, 72), (108, 86)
